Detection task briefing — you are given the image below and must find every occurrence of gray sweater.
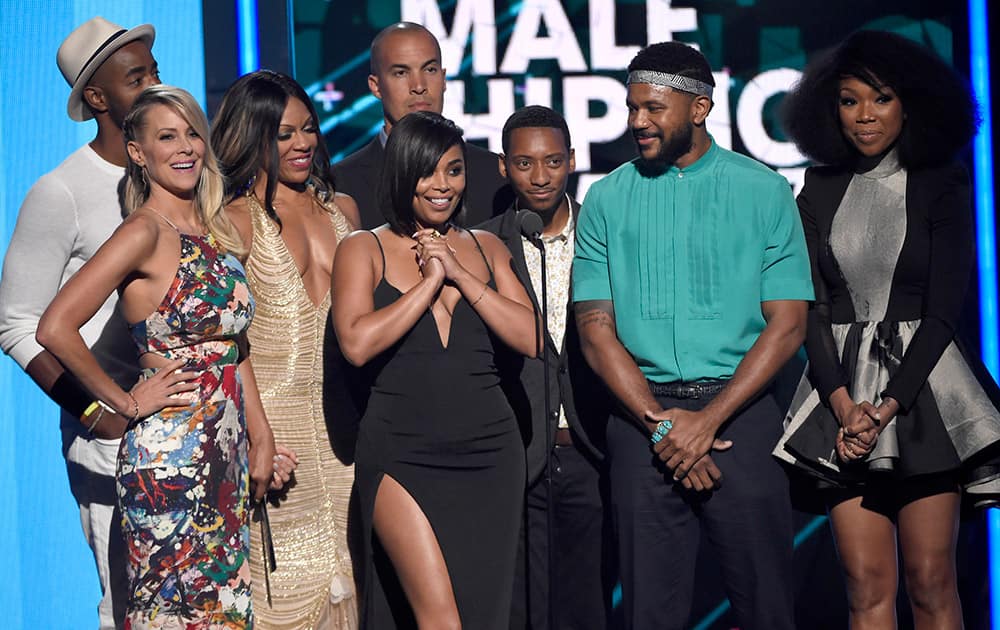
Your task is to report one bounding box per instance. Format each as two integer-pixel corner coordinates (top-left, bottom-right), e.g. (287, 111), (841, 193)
(0, 143), (137, 387)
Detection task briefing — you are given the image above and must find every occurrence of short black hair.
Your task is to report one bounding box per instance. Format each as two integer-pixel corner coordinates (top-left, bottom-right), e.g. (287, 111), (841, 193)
(782, 30), (979, 169)
(501, 105), (571, 154)
(627, 41), (715, 88)
(211, 70), (335, 227)
(379, 111), (465, 235)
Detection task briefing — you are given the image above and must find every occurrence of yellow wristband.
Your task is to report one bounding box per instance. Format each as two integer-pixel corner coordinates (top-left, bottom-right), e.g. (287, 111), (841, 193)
(82, 400), (100, 420)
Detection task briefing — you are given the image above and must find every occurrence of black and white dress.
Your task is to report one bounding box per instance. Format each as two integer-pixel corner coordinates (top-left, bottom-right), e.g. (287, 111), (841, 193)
(774, 151), (1000, 505)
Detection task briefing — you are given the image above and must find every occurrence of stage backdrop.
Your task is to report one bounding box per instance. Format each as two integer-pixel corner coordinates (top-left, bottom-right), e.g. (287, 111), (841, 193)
(293, 0), (963, 201)
(0, 2), (205, 627)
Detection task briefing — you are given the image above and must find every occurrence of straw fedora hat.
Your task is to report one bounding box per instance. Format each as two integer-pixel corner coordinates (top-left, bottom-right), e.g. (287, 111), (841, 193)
(57, 16), (155, 122)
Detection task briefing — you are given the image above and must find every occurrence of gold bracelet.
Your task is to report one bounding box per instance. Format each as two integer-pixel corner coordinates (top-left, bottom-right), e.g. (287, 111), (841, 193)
(127, 392), (140, 422)
(470, 284), (488, 307)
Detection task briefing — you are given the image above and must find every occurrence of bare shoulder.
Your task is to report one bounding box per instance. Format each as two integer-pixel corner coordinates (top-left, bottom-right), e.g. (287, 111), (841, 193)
(333, 191), (361, 230)
(225, 195), (251, 218)
(469, 228), (504, 250)
(90, 211), (162, 271)
(469, 229), (509, 260)
(334, 230), (382, 287)
(224, 197), (253, 244)
(116, 210), (161, 247)
(337, 229), (379, 258)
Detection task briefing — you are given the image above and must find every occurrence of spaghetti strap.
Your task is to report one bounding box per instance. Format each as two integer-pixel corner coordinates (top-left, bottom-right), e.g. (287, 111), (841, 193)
(467, 229), (494, 282)
(146, 207), (180, 233)
(370, 231), (387, 282)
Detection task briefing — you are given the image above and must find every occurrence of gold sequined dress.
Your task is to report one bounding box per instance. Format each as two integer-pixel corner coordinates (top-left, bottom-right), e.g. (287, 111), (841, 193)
(245, 191), (357, 629)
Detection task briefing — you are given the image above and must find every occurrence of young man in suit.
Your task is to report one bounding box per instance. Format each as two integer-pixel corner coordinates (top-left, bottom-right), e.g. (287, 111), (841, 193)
(332, 21), (511, 228)
(479, 106), (612, 629)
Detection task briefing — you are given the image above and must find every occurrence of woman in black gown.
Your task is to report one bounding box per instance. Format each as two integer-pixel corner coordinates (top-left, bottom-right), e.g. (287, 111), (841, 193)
(331, 111), (537, 629)
(773, 31), (1000, 629)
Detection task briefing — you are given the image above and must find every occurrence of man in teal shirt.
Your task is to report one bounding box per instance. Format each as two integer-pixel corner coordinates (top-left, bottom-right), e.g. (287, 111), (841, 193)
(573, 42), (813, 629)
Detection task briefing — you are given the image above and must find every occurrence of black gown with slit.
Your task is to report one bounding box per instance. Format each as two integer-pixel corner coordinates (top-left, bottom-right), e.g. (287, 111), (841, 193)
(355, 231), (525, 629)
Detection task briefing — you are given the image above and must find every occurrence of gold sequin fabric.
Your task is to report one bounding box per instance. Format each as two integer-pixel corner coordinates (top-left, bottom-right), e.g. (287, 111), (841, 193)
(245, 192), (357, 629)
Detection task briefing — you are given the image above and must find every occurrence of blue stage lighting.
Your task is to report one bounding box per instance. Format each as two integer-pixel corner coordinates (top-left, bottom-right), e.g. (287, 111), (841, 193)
(237, 0), (260, 75)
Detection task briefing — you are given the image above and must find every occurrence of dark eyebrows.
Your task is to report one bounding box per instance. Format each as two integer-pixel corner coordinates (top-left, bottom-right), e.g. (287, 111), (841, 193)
(510, 151), (566, 160)
(627, 98), (669, 109)
(125, 62), (156, 79)
(278, 118), (316, 130)
(388, 57), (439, 72)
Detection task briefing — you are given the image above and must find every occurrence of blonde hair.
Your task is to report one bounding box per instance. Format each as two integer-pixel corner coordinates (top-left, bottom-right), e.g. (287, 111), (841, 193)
(122, 85), (247, 258)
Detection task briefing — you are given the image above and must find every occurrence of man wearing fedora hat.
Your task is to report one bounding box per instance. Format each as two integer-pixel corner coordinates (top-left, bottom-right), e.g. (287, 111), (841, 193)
(0, 16), (160, 630)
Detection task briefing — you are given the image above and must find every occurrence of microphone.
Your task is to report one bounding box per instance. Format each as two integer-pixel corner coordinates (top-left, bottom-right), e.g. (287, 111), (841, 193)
(516, 209), (544, 243)
(514, 207), (555, 626)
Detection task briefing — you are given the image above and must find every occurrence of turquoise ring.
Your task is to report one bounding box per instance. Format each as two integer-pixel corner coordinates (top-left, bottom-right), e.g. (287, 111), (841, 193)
(650, 419), (673, 444)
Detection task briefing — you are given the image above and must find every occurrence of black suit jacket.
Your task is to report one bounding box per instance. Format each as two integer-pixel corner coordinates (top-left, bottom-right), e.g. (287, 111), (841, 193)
(332, 136), (514, 229)
(477, 204), (609, 484)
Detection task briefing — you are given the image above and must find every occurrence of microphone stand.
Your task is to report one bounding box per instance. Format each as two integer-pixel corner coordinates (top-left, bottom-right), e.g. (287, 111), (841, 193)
(528, 231), (556, 630)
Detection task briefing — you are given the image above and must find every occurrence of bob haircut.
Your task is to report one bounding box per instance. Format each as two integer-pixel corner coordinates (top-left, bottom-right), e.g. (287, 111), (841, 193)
(210, 70), (336, 228)
(782, 30), (979, 170)
(123, 85), (244, 256)
(379, 111), (466, 235)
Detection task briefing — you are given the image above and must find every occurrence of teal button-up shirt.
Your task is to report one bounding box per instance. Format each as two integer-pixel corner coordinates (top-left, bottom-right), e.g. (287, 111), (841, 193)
(572, 140), (814, 382)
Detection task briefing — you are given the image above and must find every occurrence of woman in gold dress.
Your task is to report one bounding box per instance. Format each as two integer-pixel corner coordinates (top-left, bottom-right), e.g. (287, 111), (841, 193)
(212, 70), (361, 629)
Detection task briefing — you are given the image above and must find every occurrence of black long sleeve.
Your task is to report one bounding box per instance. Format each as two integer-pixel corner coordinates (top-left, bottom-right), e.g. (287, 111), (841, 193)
(882, 164), (973, 411)
(799, 168), (850, 404)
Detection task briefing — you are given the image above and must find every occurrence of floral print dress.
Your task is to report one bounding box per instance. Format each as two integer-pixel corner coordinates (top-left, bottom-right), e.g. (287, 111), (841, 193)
(123, 230), (255, 628)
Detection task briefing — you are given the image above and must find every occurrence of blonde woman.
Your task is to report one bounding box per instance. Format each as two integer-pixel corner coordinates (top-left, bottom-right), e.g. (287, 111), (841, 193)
(38, 85), (295, 628)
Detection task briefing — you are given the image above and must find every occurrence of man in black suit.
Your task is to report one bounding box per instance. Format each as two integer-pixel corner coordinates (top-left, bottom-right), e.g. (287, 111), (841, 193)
(478, 106), (613, 629)
(332, 21), (511, 228)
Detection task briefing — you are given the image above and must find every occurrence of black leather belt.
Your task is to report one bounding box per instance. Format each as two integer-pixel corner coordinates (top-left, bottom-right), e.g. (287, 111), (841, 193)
(648, 379), (729, 399)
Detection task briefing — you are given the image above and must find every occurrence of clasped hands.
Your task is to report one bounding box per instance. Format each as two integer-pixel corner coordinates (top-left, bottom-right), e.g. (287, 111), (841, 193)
(834, 396), (899, 463)
(645, 408), (732, 492)
(413, 228), (461, 282)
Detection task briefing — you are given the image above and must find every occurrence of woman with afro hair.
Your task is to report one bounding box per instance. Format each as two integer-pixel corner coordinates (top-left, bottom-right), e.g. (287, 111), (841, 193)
(773, 30), (1000, 629)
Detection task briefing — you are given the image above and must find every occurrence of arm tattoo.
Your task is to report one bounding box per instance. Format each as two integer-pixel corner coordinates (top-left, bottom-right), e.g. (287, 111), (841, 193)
(576, 300), (616, 332)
